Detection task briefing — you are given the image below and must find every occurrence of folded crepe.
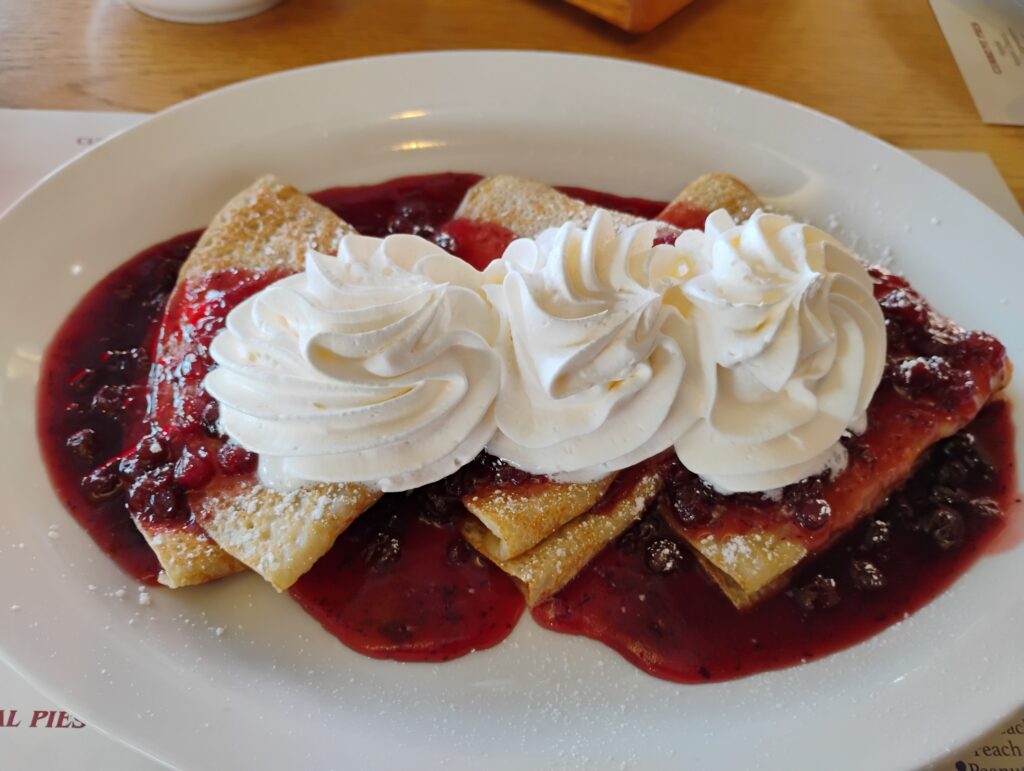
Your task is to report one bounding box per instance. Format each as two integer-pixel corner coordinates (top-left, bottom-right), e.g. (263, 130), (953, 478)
(453, 172), (760, 236)
(672, 357), (1012, 610)
(462, 475), (617, 562)
(455, 174), (644, 235)
(462, 461), (665, 606)
(144, 171), (775, 603)
(145, 176), (381, 588)
(655, 184), (1012, 609)
(456, 173), (1011, 611)
(452, 173), (759, 605)
(142, 170), (1007, 617)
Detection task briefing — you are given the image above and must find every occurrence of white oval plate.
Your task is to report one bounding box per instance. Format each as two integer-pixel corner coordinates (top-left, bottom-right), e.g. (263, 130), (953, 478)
(1, 52), (1022, 771)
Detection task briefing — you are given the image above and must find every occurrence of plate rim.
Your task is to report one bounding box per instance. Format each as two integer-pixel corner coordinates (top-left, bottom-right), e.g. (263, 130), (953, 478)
(1, 50), (1022, 771)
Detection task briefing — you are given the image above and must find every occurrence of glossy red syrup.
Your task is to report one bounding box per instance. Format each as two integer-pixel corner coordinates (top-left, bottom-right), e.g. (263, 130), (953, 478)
(290, 494), (525, 662)
(313, 173), (483, 238)
(555, 185), (667, 220)
(128, 268), (281, 540)
(37, 173), (1018, 677)
(533, 402), (1016, 682)
(37, 233), (199, 582)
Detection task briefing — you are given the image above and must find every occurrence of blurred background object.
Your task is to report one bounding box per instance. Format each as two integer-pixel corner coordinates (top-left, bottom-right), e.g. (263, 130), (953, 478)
(929, 0), (1024, 126)
(563, 0), (697, 32)
(127, 0), (281, 23)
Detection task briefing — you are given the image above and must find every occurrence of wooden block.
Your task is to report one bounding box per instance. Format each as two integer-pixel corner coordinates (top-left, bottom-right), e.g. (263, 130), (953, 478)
(564, 0), (696, 33)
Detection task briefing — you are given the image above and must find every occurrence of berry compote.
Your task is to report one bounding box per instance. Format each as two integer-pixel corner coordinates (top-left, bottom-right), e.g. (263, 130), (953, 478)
(37, 172), (1018, 679)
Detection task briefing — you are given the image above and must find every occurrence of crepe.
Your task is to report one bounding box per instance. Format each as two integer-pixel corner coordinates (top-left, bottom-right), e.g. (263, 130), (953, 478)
(454, 172), (761, 233)
(677, 369), (1011, 609)
(453, 174), (745, 604)
(458, 173), (1012, 611)
(463, 464), (664, 606)
(141, 524), (245, 588)
(462, 475), (617, 562)
(690, 532), (808, 609)
(455, 174), (642, 235)
(661, 172), (761, 227)
(656, 182), (1012, 609)
(144, 176), (381, 589)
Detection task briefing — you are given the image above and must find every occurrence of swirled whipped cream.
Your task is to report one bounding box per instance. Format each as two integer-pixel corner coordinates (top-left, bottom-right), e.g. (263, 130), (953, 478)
(483, 211), (702, 481)
(204, 234), (501, 493)
(673, 209), (886, 493)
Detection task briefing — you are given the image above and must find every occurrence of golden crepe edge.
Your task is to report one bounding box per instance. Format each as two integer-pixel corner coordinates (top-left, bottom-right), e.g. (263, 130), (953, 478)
(661, 177), (1011, 610)
(144, 175), (383, 589)
(454, 172), (760, 605)
(152, 171), (763, 598)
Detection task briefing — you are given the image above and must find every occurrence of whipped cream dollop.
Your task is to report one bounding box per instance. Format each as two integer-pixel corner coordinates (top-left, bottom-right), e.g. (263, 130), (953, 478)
(483, 211), (702, 481)
(204, 234), (501, 493)
(673, 209), (886, 493)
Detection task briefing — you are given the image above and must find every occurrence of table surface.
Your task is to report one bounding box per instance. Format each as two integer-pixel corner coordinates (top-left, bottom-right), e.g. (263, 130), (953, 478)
(1, 0), (1021, 205)
(1, 3), (1022, 768)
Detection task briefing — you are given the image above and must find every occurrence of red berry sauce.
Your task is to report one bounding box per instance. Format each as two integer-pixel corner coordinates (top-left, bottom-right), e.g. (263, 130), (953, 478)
(533, 401), (1016, 682)
(139, 267), (278, 535)
(531, 265), (1017, 683)
(36, 173), (1018, 677)
(37, 233), (198, 582)
(290, 490), (525, 662)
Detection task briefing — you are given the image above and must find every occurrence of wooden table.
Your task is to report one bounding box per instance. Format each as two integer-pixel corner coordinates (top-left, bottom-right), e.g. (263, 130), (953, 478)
(1, 0), (1021, 205)
(2, 2), (1023, 765)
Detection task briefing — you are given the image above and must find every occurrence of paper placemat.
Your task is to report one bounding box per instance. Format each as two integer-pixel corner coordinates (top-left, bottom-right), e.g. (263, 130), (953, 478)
(930, 0), (1024, 126)
(1, 107), (1021, 771)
